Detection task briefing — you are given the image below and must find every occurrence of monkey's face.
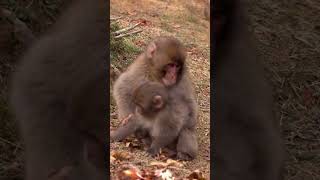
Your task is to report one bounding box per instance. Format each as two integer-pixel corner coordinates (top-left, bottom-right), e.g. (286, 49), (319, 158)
(155, 48), (185, 87)
(147, 37), (186, 87)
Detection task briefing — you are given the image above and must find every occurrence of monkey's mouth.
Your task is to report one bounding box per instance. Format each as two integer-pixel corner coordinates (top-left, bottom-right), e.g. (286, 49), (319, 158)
(162, 63), (179, 87)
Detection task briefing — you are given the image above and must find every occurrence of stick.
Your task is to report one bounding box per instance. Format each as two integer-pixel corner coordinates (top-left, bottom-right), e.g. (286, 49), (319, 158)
(114, 29), (143, 39)
(112, 22), (142, 35)
(110, 16), (123, 21)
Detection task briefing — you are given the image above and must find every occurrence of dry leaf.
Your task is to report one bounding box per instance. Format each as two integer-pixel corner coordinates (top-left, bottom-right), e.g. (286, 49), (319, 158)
(166, 159), (183, 168)
(150, 161), (168, 168)
(111, 151), (132, 161)
(186, 170), (206, 180)
(110, 155), (116, 164)
(116, 165), (144, 180)
(150, 159), (183, 168)
(155, 169), (175, 180)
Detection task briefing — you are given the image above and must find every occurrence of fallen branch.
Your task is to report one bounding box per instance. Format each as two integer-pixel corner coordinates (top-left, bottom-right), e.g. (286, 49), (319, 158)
(110, 16), (123, 21)
(115, 29), (143, 39)
(112, 22), (142, 35)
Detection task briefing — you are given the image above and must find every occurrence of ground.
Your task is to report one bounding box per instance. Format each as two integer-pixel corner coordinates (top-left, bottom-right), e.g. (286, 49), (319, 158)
(109, 0), (210, 179)
(246, 0), (320, 179)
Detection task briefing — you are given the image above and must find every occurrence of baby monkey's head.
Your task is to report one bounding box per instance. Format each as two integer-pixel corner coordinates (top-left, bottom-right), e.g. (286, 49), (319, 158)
(133, 81), (169, 118)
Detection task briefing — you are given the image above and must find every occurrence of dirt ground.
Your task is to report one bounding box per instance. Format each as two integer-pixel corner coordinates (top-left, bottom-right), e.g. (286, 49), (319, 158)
(246, 0), (320, 179)
(110, 0), (210, 179)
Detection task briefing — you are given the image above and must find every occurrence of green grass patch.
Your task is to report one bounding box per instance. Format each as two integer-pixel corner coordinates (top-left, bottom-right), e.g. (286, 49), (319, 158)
(110, 22), (141, 69)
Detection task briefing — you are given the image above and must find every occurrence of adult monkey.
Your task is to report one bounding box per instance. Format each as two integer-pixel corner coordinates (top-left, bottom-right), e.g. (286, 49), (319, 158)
(10, 0), (108, 179)
(113, 36), (198, 160)
(213, 0), (284, 180)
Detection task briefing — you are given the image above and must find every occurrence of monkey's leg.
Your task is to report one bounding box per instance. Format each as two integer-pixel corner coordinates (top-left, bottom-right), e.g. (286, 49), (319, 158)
(148, 130), (179, 157)
(110, 120), (138, 142)
(176, 128), (198, 161)
(134, 128), (152, 146)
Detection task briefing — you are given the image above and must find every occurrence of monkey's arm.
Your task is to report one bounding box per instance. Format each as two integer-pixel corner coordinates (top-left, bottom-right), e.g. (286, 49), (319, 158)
(181, 75), (199, 129)
(110, 117), (139, 142)
(113, 75), (140, 120)
(176, 127), (198, 160)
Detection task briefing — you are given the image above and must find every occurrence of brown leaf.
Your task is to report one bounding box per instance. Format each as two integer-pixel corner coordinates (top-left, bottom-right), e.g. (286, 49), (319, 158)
(166, 159), (184, 168)
(186, 170), (206, 180)
(116, 165), (144, 180)
(150, 159), (184, 168)
(111, 151), (132, 161)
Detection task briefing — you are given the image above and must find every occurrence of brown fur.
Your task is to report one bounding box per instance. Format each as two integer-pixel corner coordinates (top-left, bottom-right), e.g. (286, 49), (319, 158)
(9, 0), (107, 179)
(214, 0), (284, 179)
(112, 81), (183, 156)
(113, 36), (198, 160)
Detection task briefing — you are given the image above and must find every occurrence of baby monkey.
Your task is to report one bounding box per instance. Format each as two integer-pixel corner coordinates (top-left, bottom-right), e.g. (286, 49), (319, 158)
(111, 81), (182, 156)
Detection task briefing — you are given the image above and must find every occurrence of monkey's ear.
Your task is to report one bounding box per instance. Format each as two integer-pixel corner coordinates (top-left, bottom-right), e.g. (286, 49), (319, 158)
(146, 42), (157, 59)
(153, 95), (164, 109)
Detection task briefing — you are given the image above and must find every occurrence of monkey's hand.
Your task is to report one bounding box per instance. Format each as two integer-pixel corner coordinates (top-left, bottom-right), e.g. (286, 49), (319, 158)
(147, 146), (160, 157)
(110, 120), (138, 142)
(120, 113), (134, 126)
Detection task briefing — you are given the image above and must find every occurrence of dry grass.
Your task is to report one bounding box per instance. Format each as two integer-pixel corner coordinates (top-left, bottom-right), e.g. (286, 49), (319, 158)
(247, 0), (320, 179)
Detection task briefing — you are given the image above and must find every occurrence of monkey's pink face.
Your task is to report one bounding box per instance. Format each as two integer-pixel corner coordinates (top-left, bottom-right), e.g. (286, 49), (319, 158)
(162, 63), (181, 87)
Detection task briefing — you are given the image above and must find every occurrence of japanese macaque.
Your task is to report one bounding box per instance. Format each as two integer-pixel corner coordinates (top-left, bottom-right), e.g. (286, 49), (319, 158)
(111, 81), (184, 156)
(113, 36), (198, 160)
(214, 0), (284, 180)
(9, 0), (108, 179)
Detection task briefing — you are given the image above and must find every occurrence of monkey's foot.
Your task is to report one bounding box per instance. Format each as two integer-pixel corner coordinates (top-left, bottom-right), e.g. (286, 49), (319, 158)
(147, 147), (160, 157)
(162, 148), (177, 158)
(177, 152), (194, 161)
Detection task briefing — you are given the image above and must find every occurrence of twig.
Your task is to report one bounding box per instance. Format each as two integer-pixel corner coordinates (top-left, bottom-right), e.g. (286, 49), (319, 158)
(112, 22), (142, 35)
(115, 29), (143, 39)
(110, 16), (123, 21)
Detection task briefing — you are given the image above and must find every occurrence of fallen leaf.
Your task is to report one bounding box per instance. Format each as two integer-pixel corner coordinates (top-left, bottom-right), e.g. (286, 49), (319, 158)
(166, 159), (184, 168)
(150, 159), (183, 168)
(111, 151), (132, 161)
(150, 161), (168, 168)
(186, 170), (206, 180)
(110, 155), (116, 164)
(155, 169), (175, 180)
(116, 165), (144, 180)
